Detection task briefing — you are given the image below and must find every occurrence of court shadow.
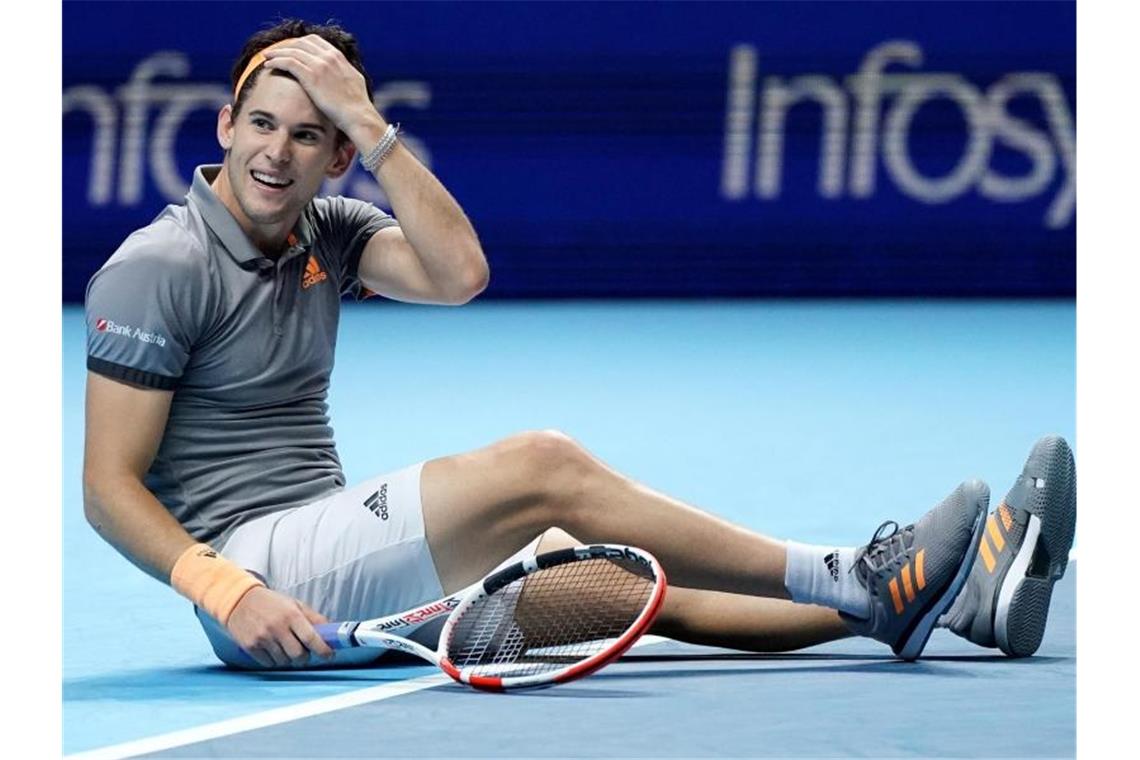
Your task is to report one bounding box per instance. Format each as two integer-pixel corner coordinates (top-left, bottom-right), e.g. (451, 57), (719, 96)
(64, 663), (435, 700)
(621, 651), (1072, 667)
(597, 653), (1072, 681)
(238, 668), (436, 683)
(918, 654), (1071, 665)
(596, 662), (969, 680)
(432, 682), (648, 699)
(620, 652), (892, 663)
(65, 666), (246, 701)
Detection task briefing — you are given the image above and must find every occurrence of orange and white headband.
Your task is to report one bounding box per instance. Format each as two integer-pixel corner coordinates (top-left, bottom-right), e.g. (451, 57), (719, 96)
(233, 38), (300, 100)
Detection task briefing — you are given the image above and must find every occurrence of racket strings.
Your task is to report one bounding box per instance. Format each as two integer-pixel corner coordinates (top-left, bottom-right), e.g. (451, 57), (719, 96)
(445, 557), (656, 679)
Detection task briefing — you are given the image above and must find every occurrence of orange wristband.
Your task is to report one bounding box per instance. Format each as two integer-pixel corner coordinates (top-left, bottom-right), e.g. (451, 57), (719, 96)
(170, 544), (265, 625)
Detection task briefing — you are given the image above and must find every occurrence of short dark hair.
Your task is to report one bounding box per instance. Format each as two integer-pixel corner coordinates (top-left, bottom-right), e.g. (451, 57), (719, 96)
(230, 19), (374, 119)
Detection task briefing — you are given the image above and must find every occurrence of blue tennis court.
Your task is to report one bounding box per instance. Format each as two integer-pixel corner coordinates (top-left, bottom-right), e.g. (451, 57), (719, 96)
(60, 3), (1080, 753)
(63, 298), (1075, 758)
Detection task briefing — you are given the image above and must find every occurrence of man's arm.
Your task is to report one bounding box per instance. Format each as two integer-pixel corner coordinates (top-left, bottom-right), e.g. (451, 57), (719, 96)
(83, 371), (195, 579)
(83, 371), (333, 667)
(262, 36), (489, 305)
(357, 144), (489, 305)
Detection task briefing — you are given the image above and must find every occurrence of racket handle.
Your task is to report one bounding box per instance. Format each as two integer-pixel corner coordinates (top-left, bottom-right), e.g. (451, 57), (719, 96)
(315, 622), (358, 649)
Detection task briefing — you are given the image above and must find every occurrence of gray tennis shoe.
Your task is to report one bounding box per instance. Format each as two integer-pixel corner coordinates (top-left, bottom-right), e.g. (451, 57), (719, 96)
(841, 480), (988, 660)
(939, 435), (1076, 657)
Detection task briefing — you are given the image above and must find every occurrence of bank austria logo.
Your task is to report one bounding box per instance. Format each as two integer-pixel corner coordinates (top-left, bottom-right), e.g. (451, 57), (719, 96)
(96, 317), (167, 347)
(720, 40), (1075, 229)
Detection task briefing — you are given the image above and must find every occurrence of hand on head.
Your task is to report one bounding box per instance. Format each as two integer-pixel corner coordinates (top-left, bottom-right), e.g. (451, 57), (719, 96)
(261, 35), (380, 139)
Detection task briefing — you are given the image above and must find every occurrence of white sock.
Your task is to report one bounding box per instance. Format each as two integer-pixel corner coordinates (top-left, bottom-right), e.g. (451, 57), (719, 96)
(784, 541), (870, 619)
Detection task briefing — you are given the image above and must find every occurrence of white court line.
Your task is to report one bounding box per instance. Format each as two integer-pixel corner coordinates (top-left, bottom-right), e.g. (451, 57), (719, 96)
(68, 636), (669, 760)
(65, 673), (451, 760)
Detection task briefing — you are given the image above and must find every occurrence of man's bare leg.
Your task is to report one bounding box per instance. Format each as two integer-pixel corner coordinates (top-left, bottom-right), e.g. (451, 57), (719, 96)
(656, 587), (850, 652)
(532, 527), (851, 653)
(419, 431), (985, 659)
(419, 430), (850, 651)
(422, 430), (790, 598)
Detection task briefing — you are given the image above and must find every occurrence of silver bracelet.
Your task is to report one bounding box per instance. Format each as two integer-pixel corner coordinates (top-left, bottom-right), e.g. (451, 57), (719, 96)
(359, 123), (401, 173)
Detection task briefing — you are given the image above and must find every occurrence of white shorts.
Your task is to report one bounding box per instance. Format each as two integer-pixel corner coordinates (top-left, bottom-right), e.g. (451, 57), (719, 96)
(196, 462), (541, 668)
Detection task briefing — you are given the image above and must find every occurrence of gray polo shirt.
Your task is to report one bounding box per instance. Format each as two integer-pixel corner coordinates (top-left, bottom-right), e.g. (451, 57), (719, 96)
(86, 165), (398, 547)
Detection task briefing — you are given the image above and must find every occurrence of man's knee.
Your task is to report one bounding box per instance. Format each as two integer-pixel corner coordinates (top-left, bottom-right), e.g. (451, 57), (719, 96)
(425, 429), (598, 530)
(536, 526), (582, 553)
(500, 429), (595, 500)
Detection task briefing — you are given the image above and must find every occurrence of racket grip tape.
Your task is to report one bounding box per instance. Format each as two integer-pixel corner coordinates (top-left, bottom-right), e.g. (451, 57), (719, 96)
(316, 622), (359, 649)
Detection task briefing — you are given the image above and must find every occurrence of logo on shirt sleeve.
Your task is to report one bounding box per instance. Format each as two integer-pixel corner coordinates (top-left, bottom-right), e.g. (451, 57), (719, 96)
(95, 317), (167, 347)
(302, 255), (328, 289)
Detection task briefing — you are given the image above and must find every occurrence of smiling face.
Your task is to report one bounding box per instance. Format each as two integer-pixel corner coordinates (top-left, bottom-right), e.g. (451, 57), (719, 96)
(212, 72), (352, 251)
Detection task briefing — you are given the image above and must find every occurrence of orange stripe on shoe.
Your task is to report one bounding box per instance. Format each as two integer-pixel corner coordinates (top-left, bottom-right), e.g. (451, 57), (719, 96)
(999, 503), (1014, 532)
(987, 515), (1006, 552)
(889, 577), (904, 614)
(979, 535), (997, 573)
(915, 549), (926, 589)
(901, 563), (915, 602)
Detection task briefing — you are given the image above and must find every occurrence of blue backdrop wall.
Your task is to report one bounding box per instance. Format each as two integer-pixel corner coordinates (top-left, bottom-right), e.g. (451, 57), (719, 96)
(62, 1), (1075, 300)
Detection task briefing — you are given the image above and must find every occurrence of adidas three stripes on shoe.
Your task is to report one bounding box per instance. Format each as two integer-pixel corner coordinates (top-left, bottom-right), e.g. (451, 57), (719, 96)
(940, 435), (1077, 657)
(841, 480), (989, 661)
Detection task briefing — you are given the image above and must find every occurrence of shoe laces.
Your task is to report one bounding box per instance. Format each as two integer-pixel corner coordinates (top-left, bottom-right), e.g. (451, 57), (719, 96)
(851, 520), (914, 593)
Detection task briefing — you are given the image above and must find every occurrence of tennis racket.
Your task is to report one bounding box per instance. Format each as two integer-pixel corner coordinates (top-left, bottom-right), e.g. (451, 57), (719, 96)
(315, 544), (666, 691)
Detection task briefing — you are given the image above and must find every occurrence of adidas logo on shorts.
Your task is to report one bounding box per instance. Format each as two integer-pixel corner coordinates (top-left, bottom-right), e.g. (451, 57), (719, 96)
(364, 484), (390, 521)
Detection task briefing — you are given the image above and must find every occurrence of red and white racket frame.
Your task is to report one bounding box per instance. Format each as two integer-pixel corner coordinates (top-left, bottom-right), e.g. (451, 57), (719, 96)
(437, 544), (667, 691)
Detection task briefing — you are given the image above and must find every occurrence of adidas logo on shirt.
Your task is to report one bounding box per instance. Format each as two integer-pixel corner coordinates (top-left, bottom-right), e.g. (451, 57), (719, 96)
(302, 255), (328, 289)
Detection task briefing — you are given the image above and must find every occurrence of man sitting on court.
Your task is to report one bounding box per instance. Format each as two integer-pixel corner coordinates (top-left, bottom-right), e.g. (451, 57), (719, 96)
(83, 19), (1076, 669)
